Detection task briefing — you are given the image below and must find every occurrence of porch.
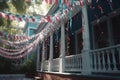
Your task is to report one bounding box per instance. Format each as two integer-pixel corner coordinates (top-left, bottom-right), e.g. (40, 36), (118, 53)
(36, 45), (120, 80)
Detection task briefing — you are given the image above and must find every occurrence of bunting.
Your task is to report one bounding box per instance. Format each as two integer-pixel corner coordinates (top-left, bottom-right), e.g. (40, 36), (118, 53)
(0, 0), (116, 59)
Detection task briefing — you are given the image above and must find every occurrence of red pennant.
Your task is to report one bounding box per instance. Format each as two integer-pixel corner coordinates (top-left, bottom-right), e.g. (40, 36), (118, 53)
(98, 5), (104, 14)
(32, 18), (35, 22)
(25, 0), (31, 2)
(0, 31), (2, 36)
(26, 17), (29, 22)
(47, 15), (52, 23)
(41, 17), (47, 22)
(8, 34), (11, 39)
(14, 36), (18, 41)
(12, 16), (16, 20)
(49, 0), (52, 4)
(55, 0), (58, 4)
(64, 0), (68, 3)
(5, 14), (10, 20)
(80, 0), (84, 7)
(82, 26), (84, 33)
(87, 0), (92, 5)
(0, 12), (2, 17)
(19, 17), (22, 21)
(45, 0), (48, 3)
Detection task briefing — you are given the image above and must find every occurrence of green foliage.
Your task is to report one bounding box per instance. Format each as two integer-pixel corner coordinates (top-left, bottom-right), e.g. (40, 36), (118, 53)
(36, 0), (42, 4)
(0, 1), (9, 11)
(22, 54), (36, 73)
(0, 18), (11, 26)
(11, 0), (27, 14)
(0, 56), (13, 74)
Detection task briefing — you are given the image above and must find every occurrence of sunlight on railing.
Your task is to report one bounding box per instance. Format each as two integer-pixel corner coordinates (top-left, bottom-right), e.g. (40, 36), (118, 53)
(65, 54), (82, 72)
(52, 58), (60, 72)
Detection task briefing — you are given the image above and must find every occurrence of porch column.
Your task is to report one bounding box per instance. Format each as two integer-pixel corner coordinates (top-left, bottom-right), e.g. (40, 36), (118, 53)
(81, 0), (91, 74)
(107, 18), (114, 45)
(36, 44), (40, 72)
(59, 21), (65, 73)
(48, 33), (53, 72)
(41, 40), (45, 72)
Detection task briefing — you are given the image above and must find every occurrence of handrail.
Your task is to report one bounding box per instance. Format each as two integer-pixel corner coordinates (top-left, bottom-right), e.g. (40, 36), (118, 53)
(90, 44), (120, 52)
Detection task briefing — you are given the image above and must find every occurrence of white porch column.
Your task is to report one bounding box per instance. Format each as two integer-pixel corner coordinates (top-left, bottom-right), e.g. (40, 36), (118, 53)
(41, 41), (45, 72)
(48, 33), (53, 72)
(81, 0), (91, 75)
(36, 44), (40, 72)
(59, 21), (65, 73)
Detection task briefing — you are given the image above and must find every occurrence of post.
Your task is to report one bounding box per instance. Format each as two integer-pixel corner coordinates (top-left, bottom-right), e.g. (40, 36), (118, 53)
(81, 0), (91, 75)
(59, 21), (65, 73)
(48, 33), (53, 72)
(36, 44), (40, 72)
(41, 41), (45, 72)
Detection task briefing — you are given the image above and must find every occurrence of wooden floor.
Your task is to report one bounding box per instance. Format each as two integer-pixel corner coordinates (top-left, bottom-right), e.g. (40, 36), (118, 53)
(37, 72), (120, 80)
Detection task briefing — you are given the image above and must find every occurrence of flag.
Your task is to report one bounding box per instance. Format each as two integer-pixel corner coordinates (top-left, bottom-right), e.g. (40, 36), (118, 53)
(47, 15), (52, 23)
(55, 0), (58, 4)
(0, 12), (3, 17)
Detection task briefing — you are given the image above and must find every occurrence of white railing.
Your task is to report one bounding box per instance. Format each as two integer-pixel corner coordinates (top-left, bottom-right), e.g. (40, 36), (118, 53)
(43, 60), (49, 71)
(41, 45), (120, 74)
(65, 54), (82, 72)
(90, 45), (120, 73)
(52, 58), (60, 72)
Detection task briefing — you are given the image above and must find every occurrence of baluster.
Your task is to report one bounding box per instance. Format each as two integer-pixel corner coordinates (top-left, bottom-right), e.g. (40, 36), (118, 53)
(111, 49), (117, 70)
(93, 52), (97, 71)
(90, 53), (93, 71)
(73, 56), (75, 70)
(71, 57), (73, 71)
(106, 50), (112, 71)
(75, 56), (77, 70)
(101, 51), (106, 71)
(73, 57), (75, 71)
(79, 55), (81, 70)
(76, 56), (79, 70)
(81, 55), (82, 69)
(117, 48), (120, 64)
(69, 58), (71, 70)
(77, 56), (79, 70)
(97, 52), (101, 71)
(74, 56), (76, 71)
(66, 58), (68, 70)
(71, 58), (73, 71)
(68, 58), (70, 71)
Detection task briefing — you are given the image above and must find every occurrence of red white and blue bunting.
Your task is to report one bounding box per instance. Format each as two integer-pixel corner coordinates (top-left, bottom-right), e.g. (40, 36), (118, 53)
(0, 0), (116, 59)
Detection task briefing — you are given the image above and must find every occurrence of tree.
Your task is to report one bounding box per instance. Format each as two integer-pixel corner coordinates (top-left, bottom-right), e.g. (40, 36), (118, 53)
(0, 0), (9, 11)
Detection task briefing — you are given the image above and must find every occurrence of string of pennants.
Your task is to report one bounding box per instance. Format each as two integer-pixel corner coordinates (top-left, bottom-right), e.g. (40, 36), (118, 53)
(0, 33), (40, 59)
(0, 12), (38, 22)
(0, 0), (115, 59)
(0, 31), (30, 41)
(0, 0), (113, 23)
(0, 0), (92, 23)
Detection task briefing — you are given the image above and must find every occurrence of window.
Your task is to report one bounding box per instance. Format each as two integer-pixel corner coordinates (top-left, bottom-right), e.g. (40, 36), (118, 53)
(93, 21), (109, 48)
(75, 29), (83, 54)
(92, 10), (120, 49)
(111, 15), (120, 45)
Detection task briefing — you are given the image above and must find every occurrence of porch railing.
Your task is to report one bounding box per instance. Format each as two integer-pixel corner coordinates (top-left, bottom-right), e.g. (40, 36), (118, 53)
(51, 58), (60, 72)
(43, 60), (49, 71)
(64, 54), (82, 72)
(41, 44), (120, 74)
(90, 45), (120, 73)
